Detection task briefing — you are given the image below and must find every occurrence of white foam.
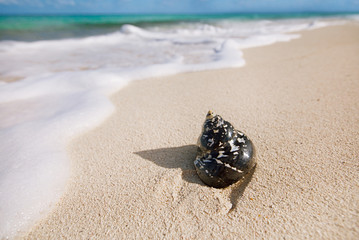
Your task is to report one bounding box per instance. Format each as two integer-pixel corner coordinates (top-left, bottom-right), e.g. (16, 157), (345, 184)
(0, 16), (346, 238)
(346, 14), (359, 22)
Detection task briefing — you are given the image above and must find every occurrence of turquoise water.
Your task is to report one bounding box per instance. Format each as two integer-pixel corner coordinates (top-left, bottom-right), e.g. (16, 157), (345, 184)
(0, 13), (356, 41)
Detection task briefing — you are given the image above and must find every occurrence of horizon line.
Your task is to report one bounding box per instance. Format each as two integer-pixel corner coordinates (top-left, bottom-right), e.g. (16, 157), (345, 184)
(1, 10), (359, 16)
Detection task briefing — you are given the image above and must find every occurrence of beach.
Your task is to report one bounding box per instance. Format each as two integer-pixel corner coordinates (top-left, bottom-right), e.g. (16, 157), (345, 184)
(16, 23), (359, 239)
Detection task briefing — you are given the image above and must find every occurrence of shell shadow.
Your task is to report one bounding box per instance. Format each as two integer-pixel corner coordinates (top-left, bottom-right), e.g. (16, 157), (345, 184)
(135, 144), (256, 207)
(134, 144), (202, 185)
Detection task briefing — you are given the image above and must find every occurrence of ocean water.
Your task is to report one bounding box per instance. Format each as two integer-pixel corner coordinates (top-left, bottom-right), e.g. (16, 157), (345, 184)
(0, 13), (357, 238)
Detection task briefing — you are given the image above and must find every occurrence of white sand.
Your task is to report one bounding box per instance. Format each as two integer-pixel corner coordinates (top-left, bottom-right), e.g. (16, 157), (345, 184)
(25, 24), (359, 239)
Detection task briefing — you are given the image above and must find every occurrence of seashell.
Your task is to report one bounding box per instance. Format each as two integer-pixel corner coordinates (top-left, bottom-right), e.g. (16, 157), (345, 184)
(194, 111), (256, 188)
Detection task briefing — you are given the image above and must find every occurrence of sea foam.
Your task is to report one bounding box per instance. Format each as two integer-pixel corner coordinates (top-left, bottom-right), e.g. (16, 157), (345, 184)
(0, 17), (345, 238)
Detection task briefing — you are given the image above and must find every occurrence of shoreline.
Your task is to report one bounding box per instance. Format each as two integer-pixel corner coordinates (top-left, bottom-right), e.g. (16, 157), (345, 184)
(24, 23), (359, 239)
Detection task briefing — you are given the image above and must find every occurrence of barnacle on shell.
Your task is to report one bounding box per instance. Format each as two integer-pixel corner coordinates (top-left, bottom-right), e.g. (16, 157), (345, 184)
(194, 111), (256, 188)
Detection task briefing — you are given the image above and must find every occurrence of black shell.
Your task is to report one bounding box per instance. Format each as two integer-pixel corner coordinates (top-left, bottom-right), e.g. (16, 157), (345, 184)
(194, 111), (256, 188)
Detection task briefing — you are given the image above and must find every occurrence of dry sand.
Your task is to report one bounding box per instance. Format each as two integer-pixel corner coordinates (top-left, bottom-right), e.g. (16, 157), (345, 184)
(25, 24), (359, 239)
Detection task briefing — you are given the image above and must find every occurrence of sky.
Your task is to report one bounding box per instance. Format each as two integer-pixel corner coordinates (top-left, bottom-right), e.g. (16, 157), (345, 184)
(0, 0), (359, 14)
